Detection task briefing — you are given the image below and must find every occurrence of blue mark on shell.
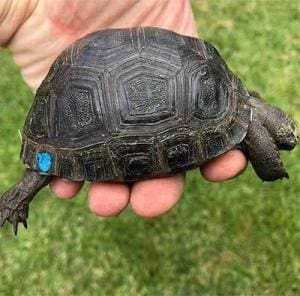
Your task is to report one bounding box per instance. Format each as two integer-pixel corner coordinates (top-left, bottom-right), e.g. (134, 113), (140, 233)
(37, 152), (52, 172)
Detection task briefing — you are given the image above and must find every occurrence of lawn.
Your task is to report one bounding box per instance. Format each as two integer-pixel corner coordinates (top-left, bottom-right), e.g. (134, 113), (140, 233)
(0, 1), (299, 295)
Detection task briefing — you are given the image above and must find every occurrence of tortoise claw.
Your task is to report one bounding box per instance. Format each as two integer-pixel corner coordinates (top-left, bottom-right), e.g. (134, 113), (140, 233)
(0, 205), (29, 235)
(0, 209), (9, 227)
(13, 212), (19, 236)
(22, 219), (28, 229)
(0, 191), (29, 235)
(0, 210), (8, 227)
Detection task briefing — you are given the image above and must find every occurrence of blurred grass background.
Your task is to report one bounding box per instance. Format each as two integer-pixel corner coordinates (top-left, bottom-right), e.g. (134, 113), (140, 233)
(0, 0), (299, 295)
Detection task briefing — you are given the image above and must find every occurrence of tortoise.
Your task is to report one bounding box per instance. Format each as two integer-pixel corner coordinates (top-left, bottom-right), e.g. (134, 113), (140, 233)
(0, 27), (297, 234)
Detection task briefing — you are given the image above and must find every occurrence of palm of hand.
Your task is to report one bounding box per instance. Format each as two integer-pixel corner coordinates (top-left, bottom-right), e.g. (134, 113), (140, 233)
(3, 0), (247, 217)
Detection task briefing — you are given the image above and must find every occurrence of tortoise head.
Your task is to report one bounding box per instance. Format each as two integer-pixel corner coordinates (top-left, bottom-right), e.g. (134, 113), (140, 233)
(249, 91), (298, 151)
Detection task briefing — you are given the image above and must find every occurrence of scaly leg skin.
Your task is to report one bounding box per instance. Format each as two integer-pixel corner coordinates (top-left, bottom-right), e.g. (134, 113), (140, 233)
(243, 93), (298, 181)
(0, 169), (51, 235)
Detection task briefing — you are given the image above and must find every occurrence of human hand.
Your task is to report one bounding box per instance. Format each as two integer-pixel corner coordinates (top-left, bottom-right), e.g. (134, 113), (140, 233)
(0, 0), (247, 218)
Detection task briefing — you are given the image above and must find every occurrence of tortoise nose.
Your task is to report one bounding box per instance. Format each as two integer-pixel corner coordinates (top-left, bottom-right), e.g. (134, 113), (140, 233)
(289, 133), (298, 150)
(290, 121), (299, 148)
(279, 121), (298, 150)
(280, 140), (297, 150)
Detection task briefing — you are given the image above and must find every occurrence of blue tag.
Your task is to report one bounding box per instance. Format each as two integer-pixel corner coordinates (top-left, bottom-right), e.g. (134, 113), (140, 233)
(37, 152), (52, 172)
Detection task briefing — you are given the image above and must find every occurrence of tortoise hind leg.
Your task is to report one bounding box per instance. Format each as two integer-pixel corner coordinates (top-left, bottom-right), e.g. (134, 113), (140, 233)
(0, 169), (51, 235)
(243, 120), (288, 182)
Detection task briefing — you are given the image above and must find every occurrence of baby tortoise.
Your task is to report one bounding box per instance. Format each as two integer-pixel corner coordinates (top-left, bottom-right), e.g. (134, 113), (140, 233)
(0, 27), (297, 234)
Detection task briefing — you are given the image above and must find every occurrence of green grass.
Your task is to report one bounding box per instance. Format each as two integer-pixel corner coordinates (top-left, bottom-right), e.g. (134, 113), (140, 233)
(0, 1), (300, 295)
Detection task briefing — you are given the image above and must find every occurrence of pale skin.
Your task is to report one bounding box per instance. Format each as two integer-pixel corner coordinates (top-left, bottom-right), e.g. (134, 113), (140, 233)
(1, 0), (247, 218)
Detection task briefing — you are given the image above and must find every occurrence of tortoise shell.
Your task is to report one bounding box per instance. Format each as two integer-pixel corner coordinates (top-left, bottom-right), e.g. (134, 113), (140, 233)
(21, 27), (251, 182)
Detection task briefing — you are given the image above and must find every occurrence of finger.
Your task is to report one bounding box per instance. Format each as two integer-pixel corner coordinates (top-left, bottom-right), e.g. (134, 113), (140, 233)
(130, 174), (184, 218)
(50, 177), (84, 199)
(88, 182), (130, 217)
(200, 150), (247, 182)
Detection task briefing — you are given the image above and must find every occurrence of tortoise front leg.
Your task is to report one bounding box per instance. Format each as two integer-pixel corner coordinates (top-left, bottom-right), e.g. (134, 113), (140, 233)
(0, 169), (51, 235)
